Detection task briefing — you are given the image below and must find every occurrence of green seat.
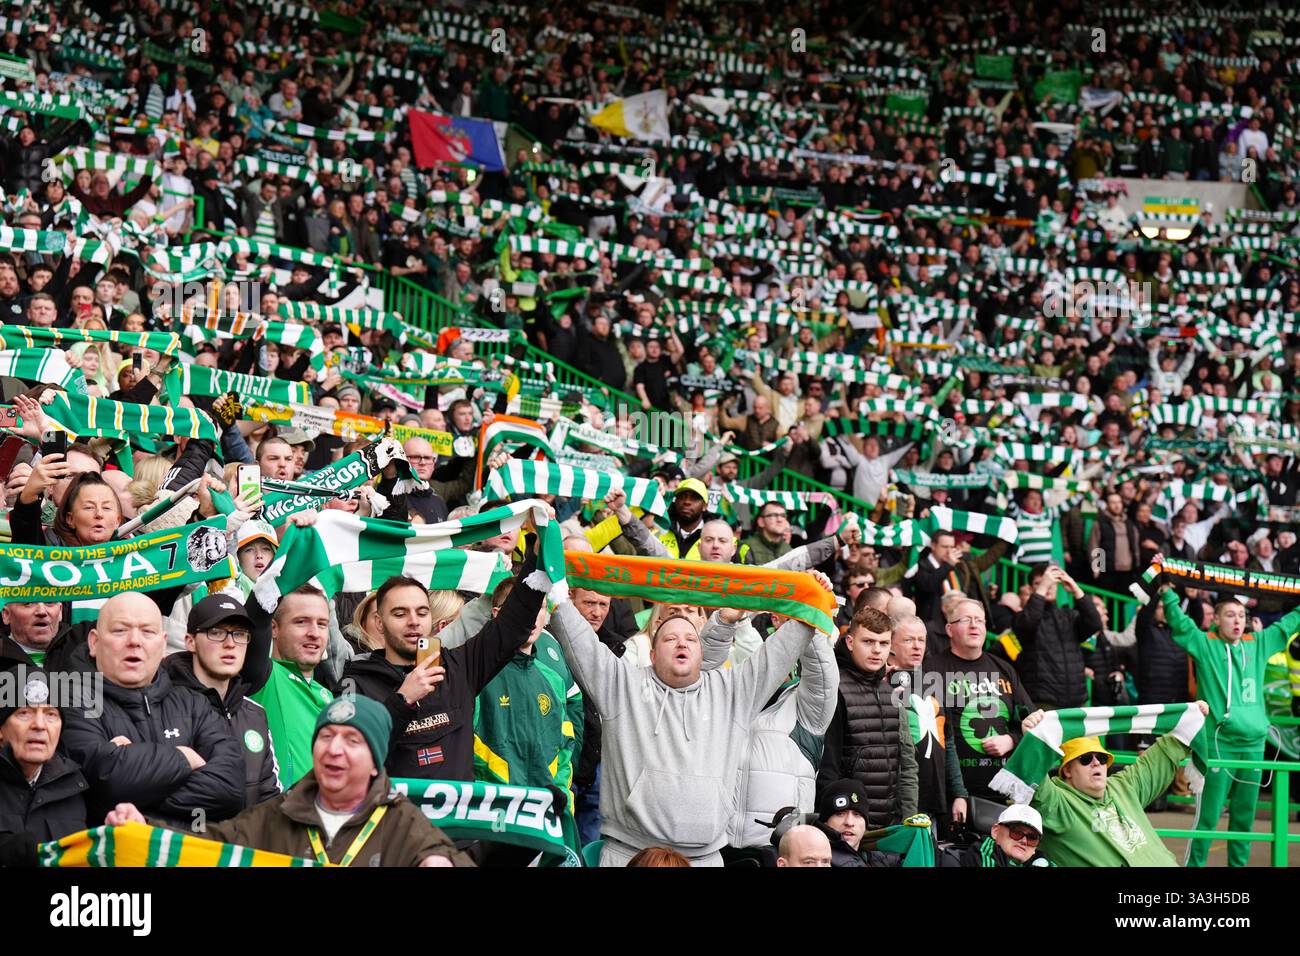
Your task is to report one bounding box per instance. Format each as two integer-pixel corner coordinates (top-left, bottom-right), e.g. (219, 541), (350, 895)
(581, 839), (605, 868)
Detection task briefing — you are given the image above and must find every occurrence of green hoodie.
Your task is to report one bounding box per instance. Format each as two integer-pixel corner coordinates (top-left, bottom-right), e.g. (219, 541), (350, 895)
(1162, 591), (1300, 746)
(1032, 734), (1189, 867)
(473, 650), (577, 807)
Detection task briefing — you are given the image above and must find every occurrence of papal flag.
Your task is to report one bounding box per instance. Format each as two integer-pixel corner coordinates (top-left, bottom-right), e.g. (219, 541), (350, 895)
(591, 90), (670, 142)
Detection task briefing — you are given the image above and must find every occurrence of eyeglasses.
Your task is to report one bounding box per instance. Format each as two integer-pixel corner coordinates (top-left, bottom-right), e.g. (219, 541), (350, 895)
(1073, 752), (1109, 767)
(406, 455), (435, 463)
(952, 616), (986, 628)
(762, 512), (789, 521)
(1006, 825), (1041, 846)
(200, 627), (252, 645)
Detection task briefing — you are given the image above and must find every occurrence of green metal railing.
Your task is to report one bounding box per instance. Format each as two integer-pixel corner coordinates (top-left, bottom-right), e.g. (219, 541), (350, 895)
(1109, 737), (1300, 867)
(991, 556), (1139, 627)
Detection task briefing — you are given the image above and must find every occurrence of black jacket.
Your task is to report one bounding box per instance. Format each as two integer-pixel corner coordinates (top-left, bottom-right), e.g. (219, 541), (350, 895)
(341, 554), (546, 781)
(60, 669), (246, 827)
(573, 333), (626, 392)
(1134, 599), (1188, 707)
(1011, 593), (1105, 709)
(164, 653), (282, 810)
(0, 748), (88, 842)
(818, 642), (918, 829)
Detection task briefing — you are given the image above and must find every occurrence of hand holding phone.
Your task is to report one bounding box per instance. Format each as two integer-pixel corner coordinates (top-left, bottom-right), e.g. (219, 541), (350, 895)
(416, 637), (441, 668)
(39, 429), (67, 458)
(236, 464), (261, 500)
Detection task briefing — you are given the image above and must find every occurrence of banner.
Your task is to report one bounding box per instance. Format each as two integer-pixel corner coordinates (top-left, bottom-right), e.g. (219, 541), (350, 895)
(563, 550), (837, 635)
(0, 517), (236, 612)
(245, 401), (454, 455)
(989, 703), (1207, 805)
(393, 778), (582, 865)
(39, 820), (319, 867)
(408, 110), (506, 171)
(1132, 556), (1300, 605)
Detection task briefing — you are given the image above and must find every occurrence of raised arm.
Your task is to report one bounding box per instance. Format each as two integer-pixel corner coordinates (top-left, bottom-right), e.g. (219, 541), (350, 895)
(735, 616), (817, 719)
(793, 630), (839, 735)
(548, 600), (622, 716)
(700, 609), (742, 672)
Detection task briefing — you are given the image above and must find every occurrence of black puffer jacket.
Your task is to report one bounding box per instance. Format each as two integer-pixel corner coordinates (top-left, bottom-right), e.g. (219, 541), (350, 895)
(0, 747), (88, 841)
(1134, 599), (1189, 707)
(1011, 593), (1105, 709)
(817, 642), (918, 829)
(60, 669), (246, 828)
(164, 653), (282, 810)
(342, 552), (546, 781)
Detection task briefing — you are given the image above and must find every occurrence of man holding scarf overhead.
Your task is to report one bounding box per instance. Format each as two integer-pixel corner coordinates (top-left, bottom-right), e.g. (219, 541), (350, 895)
(1151, 552), (1300, 867)
(547, 564), (836, 866)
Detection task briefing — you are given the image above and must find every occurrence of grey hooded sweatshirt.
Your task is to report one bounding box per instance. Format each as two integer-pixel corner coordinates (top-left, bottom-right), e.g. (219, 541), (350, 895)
(548, 601), (815, 863)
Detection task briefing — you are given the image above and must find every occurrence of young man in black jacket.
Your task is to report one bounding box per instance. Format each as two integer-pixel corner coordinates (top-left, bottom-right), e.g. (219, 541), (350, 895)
(59, 593), (245, 828)
(164, 594), (282, 810)
(343, 534), (550, 781)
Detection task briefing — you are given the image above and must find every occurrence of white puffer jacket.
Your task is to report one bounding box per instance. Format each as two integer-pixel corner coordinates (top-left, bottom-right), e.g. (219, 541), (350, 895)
(703, 619), (839, 849)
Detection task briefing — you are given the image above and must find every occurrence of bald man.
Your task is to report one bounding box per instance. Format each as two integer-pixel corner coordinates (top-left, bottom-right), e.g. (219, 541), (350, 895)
(60, 593), (245, 827)
(777, 824), (833, 867)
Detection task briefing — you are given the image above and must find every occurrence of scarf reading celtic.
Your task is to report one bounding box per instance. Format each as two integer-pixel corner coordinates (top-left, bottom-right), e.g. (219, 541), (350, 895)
(393, 778), (582, 866)
(989, 704), (1207, 805)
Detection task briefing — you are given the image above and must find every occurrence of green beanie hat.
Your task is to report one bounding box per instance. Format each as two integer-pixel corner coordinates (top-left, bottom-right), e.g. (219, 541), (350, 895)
(313, 696), (392, 770)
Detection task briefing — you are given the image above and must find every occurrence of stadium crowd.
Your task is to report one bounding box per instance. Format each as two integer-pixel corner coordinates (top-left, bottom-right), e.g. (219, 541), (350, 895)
(0, 0), (1298, 868)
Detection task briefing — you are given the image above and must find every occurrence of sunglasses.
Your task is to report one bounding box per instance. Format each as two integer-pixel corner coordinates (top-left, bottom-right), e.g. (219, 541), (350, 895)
(1073, 752), (1110, 767)
(1006, 825), (1041, 846)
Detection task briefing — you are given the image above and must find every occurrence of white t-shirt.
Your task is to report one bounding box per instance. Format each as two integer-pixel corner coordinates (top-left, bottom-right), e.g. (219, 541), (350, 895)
(314, 800), (354, 843)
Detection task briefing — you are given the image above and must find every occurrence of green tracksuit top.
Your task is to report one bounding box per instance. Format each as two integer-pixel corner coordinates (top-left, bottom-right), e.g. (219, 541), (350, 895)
(250, 660), (334, 788)
(473, 651), (577, 803)
(1161, 591), (1300, 747)
(532, 631), (584, 760)
(1032, 733), (1189, 867)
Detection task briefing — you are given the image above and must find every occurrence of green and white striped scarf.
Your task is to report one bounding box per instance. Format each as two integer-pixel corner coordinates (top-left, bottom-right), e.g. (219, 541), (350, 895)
(168, 363), (310, 406)
(722, 483), (833, 513)
(0, 326), (181, 357)
(485, 460), (668, 516)
(0, 349), (86, 393)
(989, 704), (1207, 804)
(0, 226), (66, 255)
(252, 499), (561, 611)
(45, 392), (220, 442)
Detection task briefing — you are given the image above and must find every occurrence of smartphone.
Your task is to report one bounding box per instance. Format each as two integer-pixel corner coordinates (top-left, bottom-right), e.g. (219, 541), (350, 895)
(236, 463), (261, 500)
(0, 407), (16, 428)
(416, 637), (441, 667)
(132, 351), (143, 373)
(39, 429), (67, 458)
